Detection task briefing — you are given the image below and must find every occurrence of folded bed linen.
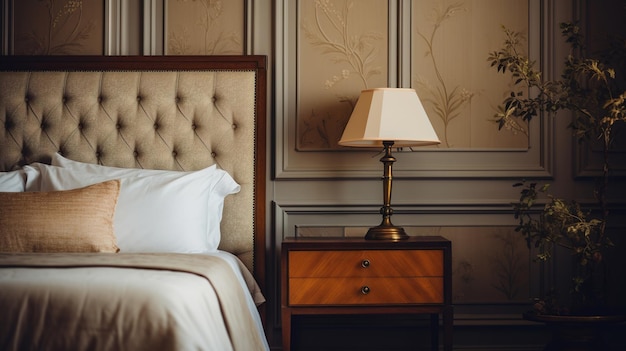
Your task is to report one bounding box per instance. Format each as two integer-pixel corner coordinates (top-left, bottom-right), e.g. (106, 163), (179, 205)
(0, 252), (269, 351)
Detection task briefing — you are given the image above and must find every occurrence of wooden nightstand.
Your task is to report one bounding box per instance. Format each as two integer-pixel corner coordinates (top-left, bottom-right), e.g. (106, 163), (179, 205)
(281, 236), (452, 351)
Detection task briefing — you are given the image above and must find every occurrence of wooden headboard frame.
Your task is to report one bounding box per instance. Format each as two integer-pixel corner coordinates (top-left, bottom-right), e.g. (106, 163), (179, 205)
(0, 55), (267, 290)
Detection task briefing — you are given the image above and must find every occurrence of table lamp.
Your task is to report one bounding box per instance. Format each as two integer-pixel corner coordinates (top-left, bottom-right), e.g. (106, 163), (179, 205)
(339, 88), (440, 240)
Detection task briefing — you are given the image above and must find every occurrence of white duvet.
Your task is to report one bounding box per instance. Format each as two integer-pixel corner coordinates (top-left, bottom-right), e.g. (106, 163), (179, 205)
(0, 251), (269, 351)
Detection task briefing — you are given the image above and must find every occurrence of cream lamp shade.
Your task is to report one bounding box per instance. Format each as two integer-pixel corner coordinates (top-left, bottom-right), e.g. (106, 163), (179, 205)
(338, 88), (441, 147)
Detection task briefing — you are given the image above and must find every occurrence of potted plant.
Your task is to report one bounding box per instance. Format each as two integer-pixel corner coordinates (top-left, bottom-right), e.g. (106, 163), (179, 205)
(487, 21), (625, 345)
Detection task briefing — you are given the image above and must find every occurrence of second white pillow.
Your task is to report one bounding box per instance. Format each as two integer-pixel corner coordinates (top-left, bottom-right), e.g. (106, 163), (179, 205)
(24, 156), (240, 253)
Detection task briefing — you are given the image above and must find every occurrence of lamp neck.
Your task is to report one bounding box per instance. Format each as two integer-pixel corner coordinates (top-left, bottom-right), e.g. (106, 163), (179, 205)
(364, 139), (409, 240)
(380, 140), (396, 223)
(381, 141), (396, 163)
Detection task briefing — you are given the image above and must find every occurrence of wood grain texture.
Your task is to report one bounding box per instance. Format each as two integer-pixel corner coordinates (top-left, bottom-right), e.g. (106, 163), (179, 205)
(281, 237), (453, 351)
(289, 277), (444, 305)
(288, 249), (444, 305)
(288, 250), (443, 278)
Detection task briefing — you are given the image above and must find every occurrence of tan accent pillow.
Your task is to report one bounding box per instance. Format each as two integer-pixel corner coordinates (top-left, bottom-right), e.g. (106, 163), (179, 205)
(0, 180), (120, 253)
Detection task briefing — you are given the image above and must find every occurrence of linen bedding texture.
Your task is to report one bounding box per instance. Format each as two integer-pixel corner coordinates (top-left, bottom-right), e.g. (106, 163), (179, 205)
(0, 252), (270, 351)
(0, 180), (120, 253)
(21, 153), (241, 253)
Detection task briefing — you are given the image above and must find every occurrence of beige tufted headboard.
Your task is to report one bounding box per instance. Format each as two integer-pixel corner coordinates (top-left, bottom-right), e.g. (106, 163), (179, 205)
(0, 55), (267, 287)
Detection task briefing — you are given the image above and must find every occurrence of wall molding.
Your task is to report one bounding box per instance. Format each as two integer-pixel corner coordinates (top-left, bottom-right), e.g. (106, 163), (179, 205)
(273, 202), (519, 239)
(104, 0), (121, 55)
(143, 0), (162, 55)
(1, 0), (10, 55)
(274, 0), (554, 179)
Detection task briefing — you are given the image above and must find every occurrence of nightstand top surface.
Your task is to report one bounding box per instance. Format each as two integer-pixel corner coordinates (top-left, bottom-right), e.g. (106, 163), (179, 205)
(282, 236), (450, 250)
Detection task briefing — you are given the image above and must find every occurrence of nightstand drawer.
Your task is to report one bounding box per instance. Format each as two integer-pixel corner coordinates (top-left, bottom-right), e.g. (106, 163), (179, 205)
(289, 250), (443, 278)
(281, 237), (453, 351)
(289, 277), (444, 305)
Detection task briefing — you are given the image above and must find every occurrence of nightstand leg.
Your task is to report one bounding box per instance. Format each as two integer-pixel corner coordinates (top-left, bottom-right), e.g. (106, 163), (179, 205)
(430, 313), (439, 351)
(443, 306), (453, 351)
(281, 308), (292, 351)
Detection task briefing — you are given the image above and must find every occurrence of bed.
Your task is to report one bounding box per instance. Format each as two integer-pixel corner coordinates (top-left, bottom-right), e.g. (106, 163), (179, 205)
(0, 55), (268, 351)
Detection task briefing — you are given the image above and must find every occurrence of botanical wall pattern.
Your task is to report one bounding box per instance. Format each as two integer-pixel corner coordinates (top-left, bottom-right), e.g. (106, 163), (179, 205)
(296, 0), (531, 150)
(167, 0), (243, 55)
(412, 0), (529, 148)
(13, 0), (103, 55)
(437, 226), (530, 303)
(297, 0), (388, 150)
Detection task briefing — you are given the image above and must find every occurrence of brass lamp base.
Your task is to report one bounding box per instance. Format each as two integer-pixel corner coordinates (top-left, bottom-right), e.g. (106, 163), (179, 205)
(364, 140), (410, 241)
(365, 224), (409, 241)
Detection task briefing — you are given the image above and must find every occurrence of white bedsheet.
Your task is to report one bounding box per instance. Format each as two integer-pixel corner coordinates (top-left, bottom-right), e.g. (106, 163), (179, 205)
(0, 252), (269, 351)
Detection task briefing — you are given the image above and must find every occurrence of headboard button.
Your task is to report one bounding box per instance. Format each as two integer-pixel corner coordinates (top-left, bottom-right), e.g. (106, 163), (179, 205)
(4, 118), (14, 130)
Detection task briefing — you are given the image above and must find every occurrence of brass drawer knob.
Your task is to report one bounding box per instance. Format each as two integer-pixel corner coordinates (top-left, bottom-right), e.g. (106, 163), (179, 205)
(360, 286), (370, 295)
(361, 259), (370, 268)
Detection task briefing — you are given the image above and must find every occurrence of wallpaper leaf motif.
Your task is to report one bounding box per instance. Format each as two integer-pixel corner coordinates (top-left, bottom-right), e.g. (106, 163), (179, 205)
(412, 0), (530, 149)
(303, 1), (382, 91)
(489, 231), (527, 300)
(17, 0), (96, 55)
(299, 0), (385, 149)
(446, 226), (529, 303)
(414, 1), (475, 148)
(168, 0), (241, 55)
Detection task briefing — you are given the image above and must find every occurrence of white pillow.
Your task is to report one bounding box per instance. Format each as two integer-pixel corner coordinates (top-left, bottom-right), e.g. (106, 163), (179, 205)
(24, 157), (240, 253)
(0, 170), (26, 192)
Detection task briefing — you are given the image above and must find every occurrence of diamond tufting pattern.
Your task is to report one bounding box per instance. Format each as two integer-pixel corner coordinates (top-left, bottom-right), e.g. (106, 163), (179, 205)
(0, 68), (258, 270)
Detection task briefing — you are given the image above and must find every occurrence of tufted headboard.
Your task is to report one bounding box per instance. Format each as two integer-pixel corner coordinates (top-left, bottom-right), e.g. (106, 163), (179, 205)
(0, 55), (267, 286)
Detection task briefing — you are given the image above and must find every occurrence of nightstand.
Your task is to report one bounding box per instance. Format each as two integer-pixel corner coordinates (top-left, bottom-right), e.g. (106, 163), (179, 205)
(281, 236), (452, 351)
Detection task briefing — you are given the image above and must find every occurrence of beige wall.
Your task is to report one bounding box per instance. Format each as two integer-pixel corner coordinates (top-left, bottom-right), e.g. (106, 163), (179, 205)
(3, 0), (625, 349)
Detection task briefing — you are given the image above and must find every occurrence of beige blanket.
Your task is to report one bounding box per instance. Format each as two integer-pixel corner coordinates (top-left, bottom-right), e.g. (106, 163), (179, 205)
(0, 253), (268, 351)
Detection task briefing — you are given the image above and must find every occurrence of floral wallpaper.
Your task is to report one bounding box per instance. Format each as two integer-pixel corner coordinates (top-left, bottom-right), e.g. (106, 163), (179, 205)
(412, 0), (529, 148)
(13, 0), (103, 55)
(438, 226), (530, 303)
(167, 0), (243, 55)
(297, 0), (388, 150)
(296, 0), (531, 150)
